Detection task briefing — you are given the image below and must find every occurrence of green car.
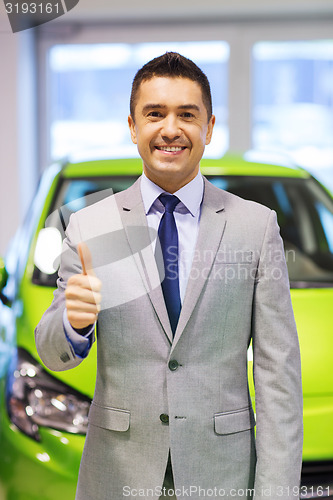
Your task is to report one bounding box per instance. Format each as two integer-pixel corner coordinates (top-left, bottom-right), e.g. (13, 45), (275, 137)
(0, 154), (332, 499)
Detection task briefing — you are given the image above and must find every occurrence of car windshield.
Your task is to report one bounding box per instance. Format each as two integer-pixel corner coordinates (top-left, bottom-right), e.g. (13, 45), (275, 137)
(33, 174), (333, 288)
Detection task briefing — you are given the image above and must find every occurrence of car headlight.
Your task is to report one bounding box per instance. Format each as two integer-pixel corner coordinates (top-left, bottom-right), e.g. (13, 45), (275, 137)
(6, 348), (91, 441)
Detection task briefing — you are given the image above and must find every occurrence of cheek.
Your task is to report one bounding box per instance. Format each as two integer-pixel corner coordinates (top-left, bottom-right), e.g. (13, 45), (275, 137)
(136, 125), (156, 145)
(190, 124), (208, 144)
(135, 135), (153, 157)
(193, 131), (208, 151)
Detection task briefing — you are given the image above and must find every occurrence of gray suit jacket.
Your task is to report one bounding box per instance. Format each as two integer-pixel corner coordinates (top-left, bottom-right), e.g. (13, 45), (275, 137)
(35, 177), (303, 499)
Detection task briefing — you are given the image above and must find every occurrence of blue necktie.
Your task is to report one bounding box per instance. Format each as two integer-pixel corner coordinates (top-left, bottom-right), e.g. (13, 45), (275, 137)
(158, 194), (181, 335)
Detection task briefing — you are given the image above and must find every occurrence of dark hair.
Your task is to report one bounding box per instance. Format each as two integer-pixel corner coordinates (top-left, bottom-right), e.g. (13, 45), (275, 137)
(130, 52), (213, 122)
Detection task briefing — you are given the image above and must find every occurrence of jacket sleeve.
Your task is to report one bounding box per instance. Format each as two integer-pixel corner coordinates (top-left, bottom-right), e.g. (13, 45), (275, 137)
(252, 210), (303, 499)
(35, 213), (96, 371)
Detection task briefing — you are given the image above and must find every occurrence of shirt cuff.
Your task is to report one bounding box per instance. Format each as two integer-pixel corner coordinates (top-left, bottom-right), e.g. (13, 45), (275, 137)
(63, 309), (95, 358)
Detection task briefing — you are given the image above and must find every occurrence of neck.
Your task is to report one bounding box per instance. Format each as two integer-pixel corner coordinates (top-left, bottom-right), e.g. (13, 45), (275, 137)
(143, 171), (199, 194)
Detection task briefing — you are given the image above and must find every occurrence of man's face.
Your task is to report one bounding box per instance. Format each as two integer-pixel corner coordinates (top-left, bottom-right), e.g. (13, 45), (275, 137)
(128, 77), (215, 193)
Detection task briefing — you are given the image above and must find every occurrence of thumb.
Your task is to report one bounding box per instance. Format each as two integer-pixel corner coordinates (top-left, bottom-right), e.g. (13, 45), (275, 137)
(78, 241), (96, 277)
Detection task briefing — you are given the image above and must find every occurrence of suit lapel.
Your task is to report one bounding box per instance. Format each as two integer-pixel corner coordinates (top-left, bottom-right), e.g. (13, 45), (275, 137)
(116, 176), (226, 346)
(117, 178), (173, 343)
(172, 178), (226, 347)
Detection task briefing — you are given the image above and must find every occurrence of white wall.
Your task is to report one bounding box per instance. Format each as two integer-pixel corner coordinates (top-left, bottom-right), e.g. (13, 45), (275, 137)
(0, 15), (20, 255)
(0, 12), (38, 255)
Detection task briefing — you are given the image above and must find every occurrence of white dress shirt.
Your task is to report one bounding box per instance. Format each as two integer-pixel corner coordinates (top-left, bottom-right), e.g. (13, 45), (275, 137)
(141, 171), (203, 302)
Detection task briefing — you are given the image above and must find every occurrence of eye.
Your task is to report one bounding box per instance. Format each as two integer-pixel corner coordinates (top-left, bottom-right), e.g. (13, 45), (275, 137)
(180, 112), (195, 119)
(147, 111), (163, 118)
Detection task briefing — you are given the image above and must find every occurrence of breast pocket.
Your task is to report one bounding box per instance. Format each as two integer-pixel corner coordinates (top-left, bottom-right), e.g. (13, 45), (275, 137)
(214, 406), (256, 435)
(88, 402), (130, 432)
(211, 251), (255, 285)
(213, 250), (253, 266)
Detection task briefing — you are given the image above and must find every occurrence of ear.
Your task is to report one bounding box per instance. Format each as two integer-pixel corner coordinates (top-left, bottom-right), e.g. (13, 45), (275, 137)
(205, 114), (216, 145)
(128, 115), (137, 144)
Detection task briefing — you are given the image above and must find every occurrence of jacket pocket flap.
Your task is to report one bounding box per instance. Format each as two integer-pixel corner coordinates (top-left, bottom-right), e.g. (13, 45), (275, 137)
(88, 402), (130, 432)
(214, 407), (255, 435)
(214, 250), (253, 265)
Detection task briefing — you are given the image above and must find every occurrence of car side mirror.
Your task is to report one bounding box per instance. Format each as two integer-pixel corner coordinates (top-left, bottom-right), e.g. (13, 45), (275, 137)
(0, 256), (8, 292)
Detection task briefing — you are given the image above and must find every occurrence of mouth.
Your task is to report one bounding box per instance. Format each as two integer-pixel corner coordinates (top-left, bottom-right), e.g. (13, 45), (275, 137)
(155, 146), (187, 152)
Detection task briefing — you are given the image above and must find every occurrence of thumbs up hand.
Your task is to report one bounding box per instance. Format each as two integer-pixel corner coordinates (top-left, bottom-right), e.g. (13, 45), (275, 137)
(65, 242), (102, 330)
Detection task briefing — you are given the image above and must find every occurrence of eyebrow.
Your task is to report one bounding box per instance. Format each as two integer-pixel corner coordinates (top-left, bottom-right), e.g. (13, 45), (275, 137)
(178, 104), (200, 112)
(142, 104), (200, 113)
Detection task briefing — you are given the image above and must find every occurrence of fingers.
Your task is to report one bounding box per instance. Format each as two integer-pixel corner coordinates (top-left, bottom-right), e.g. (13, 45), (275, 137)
(66, 309), (99, 331)
(65, 280), (102, 329)
(65, 243), (102, 330)
(67, 273), (102, 293)
(66, 299), (101, 314)
(66, 278), (102, 307)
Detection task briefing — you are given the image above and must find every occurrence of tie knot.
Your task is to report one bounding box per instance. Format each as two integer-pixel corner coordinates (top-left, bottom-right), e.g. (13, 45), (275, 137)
(159, 194), (180, 213)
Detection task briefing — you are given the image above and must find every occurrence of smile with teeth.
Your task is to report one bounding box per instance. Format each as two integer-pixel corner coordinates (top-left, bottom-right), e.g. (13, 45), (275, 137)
(155, 146), (186, 152)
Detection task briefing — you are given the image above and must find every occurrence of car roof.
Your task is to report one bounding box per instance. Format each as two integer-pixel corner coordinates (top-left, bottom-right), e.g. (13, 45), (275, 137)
(61, 152), (311, 180)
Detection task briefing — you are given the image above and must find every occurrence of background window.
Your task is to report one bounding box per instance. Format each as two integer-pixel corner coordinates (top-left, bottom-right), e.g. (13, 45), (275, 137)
(48, 41), (229, 162)
(252, 40), (333, 190)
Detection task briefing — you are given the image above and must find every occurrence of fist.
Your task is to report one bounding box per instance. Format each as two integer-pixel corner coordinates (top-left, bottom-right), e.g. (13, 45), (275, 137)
(65, 242), (102, 330)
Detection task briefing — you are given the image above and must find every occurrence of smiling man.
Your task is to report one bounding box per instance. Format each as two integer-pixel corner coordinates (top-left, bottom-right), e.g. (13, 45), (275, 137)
(36, 52), (303, 500)
(128, 75), (214, 194)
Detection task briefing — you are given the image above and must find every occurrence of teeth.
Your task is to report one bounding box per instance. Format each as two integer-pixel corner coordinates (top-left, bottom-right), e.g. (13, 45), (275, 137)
(157, 146), (184, 152)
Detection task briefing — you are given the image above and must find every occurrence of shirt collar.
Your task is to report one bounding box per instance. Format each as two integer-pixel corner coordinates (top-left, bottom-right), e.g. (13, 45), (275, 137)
(140, 171), (204, 217)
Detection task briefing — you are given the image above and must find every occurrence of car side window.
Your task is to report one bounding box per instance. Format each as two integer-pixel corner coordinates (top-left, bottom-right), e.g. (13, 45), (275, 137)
(209, 175), (333, 285)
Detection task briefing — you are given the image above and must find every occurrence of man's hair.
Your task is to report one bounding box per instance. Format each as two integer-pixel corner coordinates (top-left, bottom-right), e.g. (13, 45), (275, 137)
(130, 52), (213, 122)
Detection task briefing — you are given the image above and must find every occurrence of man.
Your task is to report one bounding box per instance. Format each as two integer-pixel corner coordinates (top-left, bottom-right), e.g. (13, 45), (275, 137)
(35, 52), (303, 500)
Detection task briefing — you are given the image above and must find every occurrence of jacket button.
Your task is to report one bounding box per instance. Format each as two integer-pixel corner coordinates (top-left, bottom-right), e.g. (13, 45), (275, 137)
(168, 360), (179, 371)
(60, 352), (70, 363)
(160, 414), (169, 424)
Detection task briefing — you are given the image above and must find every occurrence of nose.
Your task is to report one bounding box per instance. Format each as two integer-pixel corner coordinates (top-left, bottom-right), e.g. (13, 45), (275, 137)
(161, 114), (181, 141)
